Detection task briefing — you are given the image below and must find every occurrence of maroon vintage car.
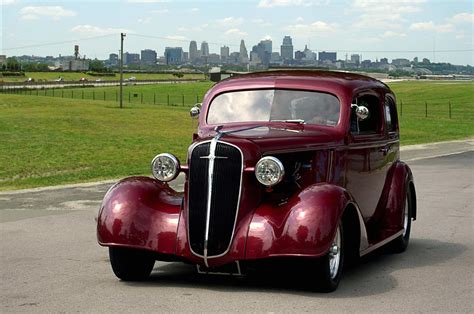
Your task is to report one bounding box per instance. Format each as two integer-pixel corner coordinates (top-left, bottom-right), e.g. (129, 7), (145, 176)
(97, 70), (416, 292)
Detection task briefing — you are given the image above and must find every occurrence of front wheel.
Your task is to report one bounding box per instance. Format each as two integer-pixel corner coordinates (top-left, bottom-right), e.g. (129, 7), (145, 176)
(314, 223), (344, 292)
(109, 247), (155, 281)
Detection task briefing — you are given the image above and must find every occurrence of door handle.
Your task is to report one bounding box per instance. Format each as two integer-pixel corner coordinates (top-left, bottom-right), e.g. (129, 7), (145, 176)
(379, 146), (389, 155)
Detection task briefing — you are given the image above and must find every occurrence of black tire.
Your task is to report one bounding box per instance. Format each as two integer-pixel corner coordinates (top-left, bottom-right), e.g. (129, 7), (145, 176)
(109, 247), (155, 281)
(314, 223), (344, 292)
(390, 190), (412, 253)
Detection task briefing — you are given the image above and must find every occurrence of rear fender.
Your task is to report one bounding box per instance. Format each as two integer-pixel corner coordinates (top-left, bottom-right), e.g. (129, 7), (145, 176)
(245, 183), (366, 259)
(97, 176), (183, 254)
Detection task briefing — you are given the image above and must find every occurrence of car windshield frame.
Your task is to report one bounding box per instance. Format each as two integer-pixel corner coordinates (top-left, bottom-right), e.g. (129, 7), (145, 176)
(206, 88), (341, 127)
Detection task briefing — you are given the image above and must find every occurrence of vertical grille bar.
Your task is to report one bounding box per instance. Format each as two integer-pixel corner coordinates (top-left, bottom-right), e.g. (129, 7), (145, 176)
(188, 141), (242, 258)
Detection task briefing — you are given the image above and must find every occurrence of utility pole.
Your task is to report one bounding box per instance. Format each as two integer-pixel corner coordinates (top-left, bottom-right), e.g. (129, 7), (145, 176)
(119, 32), (126, 109)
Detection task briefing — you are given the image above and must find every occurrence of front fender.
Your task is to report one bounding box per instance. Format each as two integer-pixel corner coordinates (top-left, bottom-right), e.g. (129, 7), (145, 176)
(97, 176), (183, 254)
(245, 183), (353, 259)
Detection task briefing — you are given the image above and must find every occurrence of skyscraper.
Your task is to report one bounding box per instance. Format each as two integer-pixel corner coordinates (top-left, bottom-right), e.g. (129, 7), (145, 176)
(189, 41), (198, 63)
(240, 39), (248, 64)
(220, 45), (230, 62)
(280, 36), (293, 61)
(201, 41), (209, 57)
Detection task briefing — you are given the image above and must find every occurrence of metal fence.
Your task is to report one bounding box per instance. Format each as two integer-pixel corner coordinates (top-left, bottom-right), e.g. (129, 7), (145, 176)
(1, 86), (472, 119)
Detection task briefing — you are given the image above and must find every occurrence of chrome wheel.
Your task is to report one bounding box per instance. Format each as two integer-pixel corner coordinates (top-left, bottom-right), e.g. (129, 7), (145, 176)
(328, 226), (342, 280)
(402, 198), (409, 237)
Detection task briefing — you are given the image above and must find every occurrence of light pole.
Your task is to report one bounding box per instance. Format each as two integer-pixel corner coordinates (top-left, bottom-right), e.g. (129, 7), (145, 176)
(119, 32), (126, 109)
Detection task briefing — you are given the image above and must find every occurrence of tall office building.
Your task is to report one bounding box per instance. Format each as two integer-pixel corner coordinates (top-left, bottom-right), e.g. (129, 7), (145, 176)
(261, 39), (272, 55)
(141, 49), (157, 65)
(201, 41), (209, 57)
(220, 45), (230, 62)
(318, 51), (337, 63)
(280, 36), (293, 61)
(189, 41), (198, 62)
(164, 47), (183, 65)
(240, 39), (248, 64)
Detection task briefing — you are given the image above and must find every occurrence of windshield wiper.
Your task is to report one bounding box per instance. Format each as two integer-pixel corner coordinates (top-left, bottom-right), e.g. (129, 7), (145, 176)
(270, 119), (305, 124)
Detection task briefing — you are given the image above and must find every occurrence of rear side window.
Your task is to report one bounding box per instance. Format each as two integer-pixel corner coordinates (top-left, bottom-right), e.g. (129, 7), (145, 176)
(384, 97), (398, 133)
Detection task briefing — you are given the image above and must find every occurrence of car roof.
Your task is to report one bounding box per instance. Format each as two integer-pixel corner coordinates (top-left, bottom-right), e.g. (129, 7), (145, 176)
(215, 70), (389, 94)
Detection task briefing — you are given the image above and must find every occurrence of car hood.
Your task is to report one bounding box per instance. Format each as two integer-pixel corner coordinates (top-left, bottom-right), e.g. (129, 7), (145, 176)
(197, 125), (344, 156)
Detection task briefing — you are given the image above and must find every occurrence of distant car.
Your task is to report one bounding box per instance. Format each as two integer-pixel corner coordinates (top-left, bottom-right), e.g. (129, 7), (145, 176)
(79, 77), (88, 82)
(97, 70), (417, 292)
(128, 76), (136, 81)
(54, 77), (64, 82)
(95, 78), (102, 82)
(25, 77), (35, 82)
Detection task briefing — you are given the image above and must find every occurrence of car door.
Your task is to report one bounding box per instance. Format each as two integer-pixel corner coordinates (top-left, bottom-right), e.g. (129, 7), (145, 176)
(346, 92), (389, 221)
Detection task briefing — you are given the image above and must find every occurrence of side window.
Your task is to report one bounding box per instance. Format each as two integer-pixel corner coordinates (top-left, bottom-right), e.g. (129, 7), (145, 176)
(351, 94), (381, 135)
(384, 97), (398, 133)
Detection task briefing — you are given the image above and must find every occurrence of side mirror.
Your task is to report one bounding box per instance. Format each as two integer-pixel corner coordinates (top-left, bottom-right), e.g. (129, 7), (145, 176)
(351, 104), (369, 121)
(190, 103), (202, 119)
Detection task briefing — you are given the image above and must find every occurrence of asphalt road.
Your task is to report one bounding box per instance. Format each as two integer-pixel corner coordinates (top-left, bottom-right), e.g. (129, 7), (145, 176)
(0, 142), (473, 312)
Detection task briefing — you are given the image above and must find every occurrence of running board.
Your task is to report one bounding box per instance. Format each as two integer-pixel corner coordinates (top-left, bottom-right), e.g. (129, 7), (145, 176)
(360, 230), (404, 256)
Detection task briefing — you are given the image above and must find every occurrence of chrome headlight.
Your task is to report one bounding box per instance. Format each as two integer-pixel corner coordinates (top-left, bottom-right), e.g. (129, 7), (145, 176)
(151, 153), (180, 182)
(255, 156), (285, 187)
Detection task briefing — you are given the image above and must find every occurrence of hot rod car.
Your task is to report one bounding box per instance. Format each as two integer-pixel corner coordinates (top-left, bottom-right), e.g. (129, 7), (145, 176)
(97, 70), (416, 292)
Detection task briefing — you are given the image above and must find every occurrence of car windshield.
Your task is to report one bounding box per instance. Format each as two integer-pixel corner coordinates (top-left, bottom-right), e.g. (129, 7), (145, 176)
(207, 89), (340, 126)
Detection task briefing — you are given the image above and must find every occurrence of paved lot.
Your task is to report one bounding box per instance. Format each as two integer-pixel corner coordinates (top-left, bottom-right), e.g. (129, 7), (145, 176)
(0, 141), (472, 312)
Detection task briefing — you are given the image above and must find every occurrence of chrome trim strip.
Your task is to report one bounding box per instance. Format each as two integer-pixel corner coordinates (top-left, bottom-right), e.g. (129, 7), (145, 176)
(326, 150), (334, 182)
(187, 139), (244, 263)
(359, 230), (403, 256)
(203, 137), (219, 267)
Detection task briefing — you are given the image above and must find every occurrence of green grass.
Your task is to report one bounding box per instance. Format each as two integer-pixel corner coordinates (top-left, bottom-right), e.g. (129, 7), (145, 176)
(388, 81), (474, 144)
(0, 94), (197, 190)
(0, 80), (473, 190)
(0, 71), (205, 82)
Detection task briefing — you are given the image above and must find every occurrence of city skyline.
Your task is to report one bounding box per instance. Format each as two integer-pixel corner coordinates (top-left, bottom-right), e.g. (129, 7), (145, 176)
(1, 0), (473, 65)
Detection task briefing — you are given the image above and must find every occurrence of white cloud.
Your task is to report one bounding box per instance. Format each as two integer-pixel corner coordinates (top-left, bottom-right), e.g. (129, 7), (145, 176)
(178, 26), (203, 32)
(137, 17), (151, 24)
(382, 31), (406, 38)
(352, 0), (425, 30)
(216, 17), (244, 27)
(20, 14), (38, 20)
(164, 35), (188, 41)
(151, 9), (169, 14)
(70, 25), (132, 36)
(1, 0), (17, 5)
(295, 16), (304, 23)
(225, 28), (248, 36)
(262, 35), (272, 41)
(252, 18), (272, 27)
(19, 6), (76, 20)
(189, 8), (199, 13)
(285, 20), (338, 36)
(258, 0), (318, 8)
(450, 12), (474, 24)
(410, 21), (454, 33)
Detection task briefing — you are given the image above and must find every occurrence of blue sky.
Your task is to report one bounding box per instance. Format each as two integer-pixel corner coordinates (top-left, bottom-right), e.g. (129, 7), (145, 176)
(1, 0), (473, 65)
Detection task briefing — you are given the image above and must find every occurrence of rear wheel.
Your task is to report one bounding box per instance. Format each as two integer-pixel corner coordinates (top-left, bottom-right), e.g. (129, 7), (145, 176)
(390, 191), (412, 253)
(109, 247), (155, 281)
(314, 223), (344, 292)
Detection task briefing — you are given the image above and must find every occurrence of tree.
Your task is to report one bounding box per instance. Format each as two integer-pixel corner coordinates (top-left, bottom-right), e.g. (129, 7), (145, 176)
(89, 59), (107, 72)
(6, 57), (20, 71)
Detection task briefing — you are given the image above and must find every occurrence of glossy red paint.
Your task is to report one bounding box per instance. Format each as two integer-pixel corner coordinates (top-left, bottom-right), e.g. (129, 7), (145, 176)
(246, 184), (352, 259)
(97, 70), (416, 272)
(97, 177), (182, 255)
